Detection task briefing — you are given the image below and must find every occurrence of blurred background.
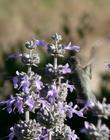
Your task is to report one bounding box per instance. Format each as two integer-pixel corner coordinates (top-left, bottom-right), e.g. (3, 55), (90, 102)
(0, 0), (110, 101)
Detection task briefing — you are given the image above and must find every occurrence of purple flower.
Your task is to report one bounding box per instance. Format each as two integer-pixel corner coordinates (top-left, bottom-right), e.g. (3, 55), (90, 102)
(25, 39), (47, 50)
(13, 72), (30, 94)
(14, 96), (23, 113)
(65, 42), (80, 52)
(67, 84), (75, 92)
(68, 130), (79, 140)
(33, 74), (44, 92)
(41, 128), (47, 135)
(13, 76), (18, 88)
(57, 102), (71, 117)
(2, 96), (24, 114)
(8, 54), (22, 59)
(58, 64), (71, 75)
(8, 127), (15, 140)
(48, 96), (56, 104)
(84, 100), (95, 110)
(65, 103), (84, 118)
(47, 83), (58, 103)
(40, 128), (48, 140)
(72, 105), (84, 117)
(107, 63), (110, 69)
(62, 63), (71, 74)
(40, 134), (48, 140)
(39, 99), (50, 110)
(25, 95), (35, 111)
(4, 96), (15, 113)
(35, 40), (47, 48)
(20, 75), (30, 94)
(0, 96), (24, 114)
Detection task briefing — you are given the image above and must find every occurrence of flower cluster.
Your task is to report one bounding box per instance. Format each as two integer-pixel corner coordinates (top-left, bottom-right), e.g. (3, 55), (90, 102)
(47, 33), (80, 57)
(0, 33), (84, 140)
(88, 98), (110, 119)
(81, 98), (110, 139)
(81, 120), (109, 140)
(1, 33), (110, 140)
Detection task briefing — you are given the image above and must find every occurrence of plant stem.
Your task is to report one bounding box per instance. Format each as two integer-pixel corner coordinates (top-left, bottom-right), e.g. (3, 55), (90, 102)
(25, 110), (30, 122)
(25, 50), (32, 123)
(48, 131), (51, 140)
(28, 66), (32, 74)
(24, 66), (31, 123)
(54, 56), (58, 71)
(54, 40), (58, 72)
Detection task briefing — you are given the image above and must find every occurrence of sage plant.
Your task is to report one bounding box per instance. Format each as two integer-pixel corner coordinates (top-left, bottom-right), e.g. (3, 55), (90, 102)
(0, 33), (85, 140)
(81, 98), (110, 140)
